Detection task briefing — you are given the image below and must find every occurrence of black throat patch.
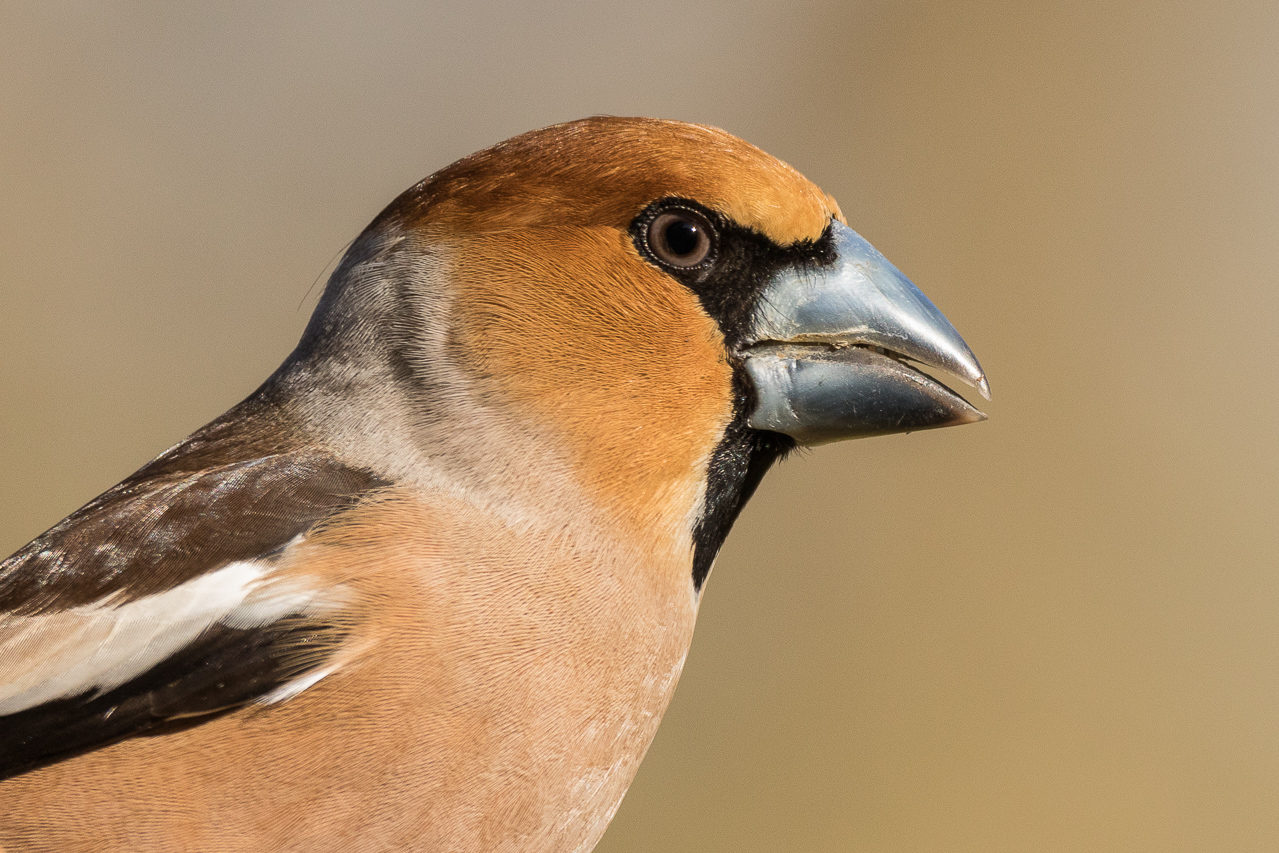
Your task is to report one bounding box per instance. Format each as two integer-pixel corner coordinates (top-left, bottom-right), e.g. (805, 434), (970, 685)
(630, 200), (836, 590)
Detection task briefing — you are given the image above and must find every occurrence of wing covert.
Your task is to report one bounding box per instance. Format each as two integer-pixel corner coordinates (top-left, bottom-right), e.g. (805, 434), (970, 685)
(0, 427), (386, 781)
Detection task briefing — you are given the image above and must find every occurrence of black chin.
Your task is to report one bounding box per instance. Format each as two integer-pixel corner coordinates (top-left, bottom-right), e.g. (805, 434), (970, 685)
(628, 202), (835, 589)
(690, 372), (795, 591)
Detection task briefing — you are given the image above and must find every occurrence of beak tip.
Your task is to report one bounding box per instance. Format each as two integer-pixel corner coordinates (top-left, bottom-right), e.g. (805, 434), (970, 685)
(951, 400), (987, 427)
(976, 374), (991, 401)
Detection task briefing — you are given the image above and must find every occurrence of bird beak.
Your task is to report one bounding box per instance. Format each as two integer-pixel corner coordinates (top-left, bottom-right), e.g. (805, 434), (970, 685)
(742, 221), (990, 445)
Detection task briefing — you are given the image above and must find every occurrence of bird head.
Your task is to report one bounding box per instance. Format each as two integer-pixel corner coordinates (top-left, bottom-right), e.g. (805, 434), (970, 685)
(291, 117), (988, 587)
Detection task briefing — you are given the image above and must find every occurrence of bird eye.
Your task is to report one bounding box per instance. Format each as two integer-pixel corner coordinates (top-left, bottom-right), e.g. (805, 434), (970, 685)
(647, 209), (714, 268)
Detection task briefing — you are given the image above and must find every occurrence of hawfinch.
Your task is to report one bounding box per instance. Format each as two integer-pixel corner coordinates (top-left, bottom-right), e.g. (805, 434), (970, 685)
(0, 117), (988, 852)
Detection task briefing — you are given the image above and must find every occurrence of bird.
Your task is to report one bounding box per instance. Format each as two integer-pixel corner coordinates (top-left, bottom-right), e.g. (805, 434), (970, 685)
(0, 116), (988, 852)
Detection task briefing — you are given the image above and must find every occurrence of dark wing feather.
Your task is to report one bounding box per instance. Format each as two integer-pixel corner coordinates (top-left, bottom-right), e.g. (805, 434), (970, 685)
(1, 615), (349, 780)
(0, 402), (387, 780)
(0, 450), (384, 616)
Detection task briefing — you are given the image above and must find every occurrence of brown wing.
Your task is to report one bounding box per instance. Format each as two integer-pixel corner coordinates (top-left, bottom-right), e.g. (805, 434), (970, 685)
(0, 614), (351, 780)
(0, 401), (387, 780)
(0, 449), (384, 616)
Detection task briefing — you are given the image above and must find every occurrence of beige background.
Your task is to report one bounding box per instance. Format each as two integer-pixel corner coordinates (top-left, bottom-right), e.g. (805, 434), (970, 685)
(3, 2), (1277, 850)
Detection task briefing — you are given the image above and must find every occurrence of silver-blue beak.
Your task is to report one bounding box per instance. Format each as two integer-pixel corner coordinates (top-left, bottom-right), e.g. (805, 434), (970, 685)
(743, 222), (989, 445)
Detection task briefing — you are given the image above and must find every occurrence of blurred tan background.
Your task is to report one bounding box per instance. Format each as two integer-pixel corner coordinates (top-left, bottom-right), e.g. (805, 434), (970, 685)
(3, 1), (1277, 850)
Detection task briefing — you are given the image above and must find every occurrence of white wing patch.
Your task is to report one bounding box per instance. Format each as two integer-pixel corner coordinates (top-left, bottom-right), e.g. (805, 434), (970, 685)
(0, 546), (340, 715)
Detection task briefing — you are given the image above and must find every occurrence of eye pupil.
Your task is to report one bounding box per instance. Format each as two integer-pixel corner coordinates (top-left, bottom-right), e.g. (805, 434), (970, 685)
(664, 219), (701, 257)
(646, 208), (714, 268)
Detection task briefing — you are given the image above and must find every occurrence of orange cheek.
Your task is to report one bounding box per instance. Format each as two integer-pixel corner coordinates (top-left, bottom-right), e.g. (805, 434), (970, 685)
(446, 228), (734, 519)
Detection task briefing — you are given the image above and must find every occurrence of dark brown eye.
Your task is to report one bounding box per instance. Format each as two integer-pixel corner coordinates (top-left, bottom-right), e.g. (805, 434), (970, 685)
(647, 209), (714, 268)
